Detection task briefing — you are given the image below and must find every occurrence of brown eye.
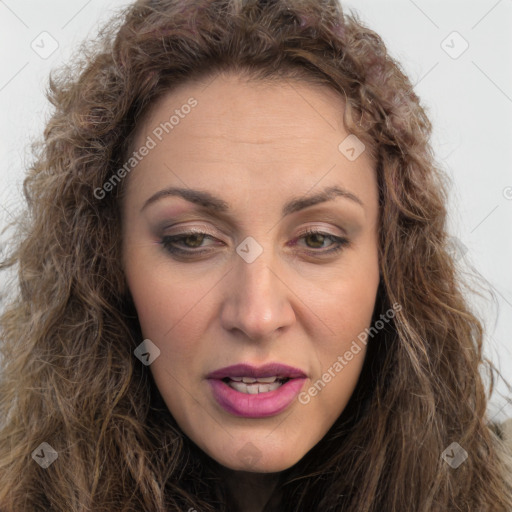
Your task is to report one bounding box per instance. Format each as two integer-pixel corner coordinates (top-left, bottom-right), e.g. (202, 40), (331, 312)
(182, 233), (206, 248)
(160, 229), (350, 259)
(160, 231), (219, 255)
(304, 232), (327, 249)
(294, 229), (350, 255)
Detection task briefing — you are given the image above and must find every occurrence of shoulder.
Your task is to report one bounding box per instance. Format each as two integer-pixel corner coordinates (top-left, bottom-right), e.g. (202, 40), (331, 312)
(490, 418), (512, 446)
(502, 418), (512, 444)
(489, 418), (512, 479)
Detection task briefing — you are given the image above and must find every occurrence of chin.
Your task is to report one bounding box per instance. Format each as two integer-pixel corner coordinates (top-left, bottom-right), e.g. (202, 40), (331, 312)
(211, 445), (305, 473)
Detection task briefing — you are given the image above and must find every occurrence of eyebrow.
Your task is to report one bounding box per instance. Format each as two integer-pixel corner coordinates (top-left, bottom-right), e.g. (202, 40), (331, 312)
(140, 185), (364, 216)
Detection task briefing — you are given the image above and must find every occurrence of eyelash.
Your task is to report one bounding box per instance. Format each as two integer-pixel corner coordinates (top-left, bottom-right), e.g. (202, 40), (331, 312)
(159, 228), (350, 258)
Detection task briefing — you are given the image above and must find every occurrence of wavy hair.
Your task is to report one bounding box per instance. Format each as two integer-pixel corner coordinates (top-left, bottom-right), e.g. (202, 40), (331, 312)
(1, 0), (511, 510)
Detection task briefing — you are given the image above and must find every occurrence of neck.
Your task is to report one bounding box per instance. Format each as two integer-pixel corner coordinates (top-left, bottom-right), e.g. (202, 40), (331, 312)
(218, 466), (282, 512)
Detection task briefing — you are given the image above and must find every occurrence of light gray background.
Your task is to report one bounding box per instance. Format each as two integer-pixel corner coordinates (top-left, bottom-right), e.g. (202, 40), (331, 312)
(0, 0), (511, 422)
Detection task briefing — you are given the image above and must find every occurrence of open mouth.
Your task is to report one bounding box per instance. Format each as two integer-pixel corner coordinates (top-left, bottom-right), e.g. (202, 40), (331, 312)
(221, 376), (291, 394)
(209, 376), (306, 417)
(207, 363), (307, 417)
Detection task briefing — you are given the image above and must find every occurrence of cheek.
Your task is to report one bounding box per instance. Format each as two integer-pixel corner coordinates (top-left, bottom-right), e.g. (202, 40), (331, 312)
(126, 265), (205, 397)
(307, 250), (379, 406)
(318, 282), (374, 382)
(321, 249), (380, 336)
(124, 251), (206, 342)
(302, 291), (373, 422)
(123, 255), (222, 396)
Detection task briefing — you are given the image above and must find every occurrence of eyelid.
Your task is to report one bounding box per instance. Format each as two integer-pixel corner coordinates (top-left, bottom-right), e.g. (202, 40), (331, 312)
(152, 204), (358, 231)
(162, 221), (347, 238)
(165, 226), (346, 241)
(162, 223), (220, 237)
(294, 223), (347, 238)
(159, 226), (350, 259)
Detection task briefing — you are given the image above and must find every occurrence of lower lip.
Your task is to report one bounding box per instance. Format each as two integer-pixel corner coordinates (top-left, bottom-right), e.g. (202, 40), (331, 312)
(207, 378), (307, 418)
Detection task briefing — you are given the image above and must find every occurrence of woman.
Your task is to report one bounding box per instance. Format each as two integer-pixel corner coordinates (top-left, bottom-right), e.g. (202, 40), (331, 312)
(1, 0), (511, 510)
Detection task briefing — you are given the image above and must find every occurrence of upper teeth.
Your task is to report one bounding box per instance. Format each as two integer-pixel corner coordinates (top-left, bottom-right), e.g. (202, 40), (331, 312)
(229, 376), (280, 383)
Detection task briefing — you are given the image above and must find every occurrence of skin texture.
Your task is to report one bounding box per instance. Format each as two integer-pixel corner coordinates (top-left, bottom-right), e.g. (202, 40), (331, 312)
(121, 72), (380, 510)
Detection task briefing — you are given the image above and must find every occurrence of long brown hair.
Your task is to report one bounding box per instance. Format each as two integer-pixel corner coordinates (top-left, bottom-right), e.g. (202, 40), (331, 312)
(1, 0), (511, 510)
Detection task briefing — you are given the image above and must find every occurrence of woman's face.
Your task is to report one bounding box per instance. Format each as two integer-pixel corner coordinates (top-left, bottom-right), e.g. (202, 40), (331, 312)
(121, 72), (380, 472)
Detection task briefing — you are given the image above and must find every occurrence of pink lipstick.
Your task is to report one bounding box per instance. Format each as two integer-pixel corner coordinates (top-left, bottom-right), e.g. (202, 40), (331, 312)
(206, 363), (307, 418)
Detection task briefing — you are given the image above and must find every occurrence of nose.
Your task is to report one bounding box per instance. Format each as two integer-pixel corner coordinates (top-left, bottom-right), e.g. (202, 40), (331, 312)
(219, 246), (296, 341)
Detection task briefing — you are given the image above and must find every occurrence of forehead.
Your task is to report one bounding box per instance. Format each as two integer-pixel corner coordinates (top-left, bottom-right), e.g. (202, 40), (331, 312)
(124, 72), (377, 214)
(135, 72), (347, 148)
